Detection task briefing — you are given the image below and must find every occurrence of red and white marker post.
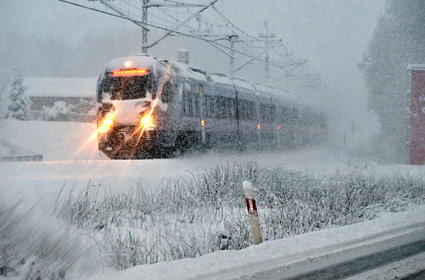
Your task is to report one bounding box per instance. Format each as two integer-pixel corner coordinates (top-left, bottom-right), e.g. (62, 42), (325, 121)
(243, 180), (263, 245)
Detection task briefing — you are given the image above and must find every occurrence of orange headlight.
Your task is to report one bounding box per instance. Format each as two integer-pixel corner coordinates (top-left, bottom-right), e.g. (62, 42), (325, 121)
(139, 113), (154, 128)
(98, 114), (115, 133)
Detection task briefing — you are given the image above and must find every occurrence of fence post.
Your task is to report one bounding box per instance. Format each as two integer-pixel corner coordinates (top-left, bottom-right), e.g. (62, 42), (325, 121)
(243, 180), (263, 245)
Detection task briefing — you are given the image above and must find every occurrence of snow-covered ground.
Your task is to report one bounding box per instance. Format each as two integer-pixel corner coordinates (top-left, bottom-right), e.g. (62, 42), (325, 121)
(2, 120), (425, 203)
(1, 120), (425, 280)
(0, 120), (355, 203)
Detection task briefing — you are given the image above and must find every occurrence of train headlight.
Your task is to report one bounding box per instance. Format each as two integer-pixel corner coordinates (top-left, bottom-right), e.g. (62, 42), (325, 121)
(98, 114), (115, 134)
(139, 113), (155, 128)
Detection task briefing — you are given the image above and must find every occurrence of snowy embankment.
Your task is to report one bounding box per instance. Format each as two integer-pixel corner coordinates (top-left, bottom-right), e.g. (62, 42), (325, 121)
(86, 207), (425, 280)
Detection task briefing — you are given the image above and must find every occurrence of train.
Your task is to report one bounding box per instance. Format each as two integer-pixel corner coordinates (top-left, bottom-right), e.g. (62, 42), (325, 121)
(95, 54), (328, 159)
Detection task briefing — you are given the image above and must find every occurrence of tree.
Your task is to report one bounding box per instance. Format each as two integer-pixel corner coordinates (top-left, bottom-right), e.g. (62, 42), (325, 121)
(5, 73), (31, 120)
(362, 0), (425, 162)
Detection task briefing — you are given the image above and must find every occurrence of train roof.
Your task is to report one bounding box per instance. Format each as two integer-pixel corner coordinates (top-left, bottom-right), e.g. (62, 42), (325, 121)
(105, 55), (162, 72)
(103, 55), (306, 107)
(171, 61), (207, 82)
(232, 78), (255, 92)
(207, 73), (233, 86)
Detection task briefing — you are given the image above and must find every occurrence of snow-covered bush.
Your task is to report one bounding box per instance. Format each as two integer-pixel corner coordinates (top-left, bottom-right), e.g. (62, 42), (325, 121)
(4, 73), (32, 120)
(54, 163), (425, 270)
(43, 101), (73, 121)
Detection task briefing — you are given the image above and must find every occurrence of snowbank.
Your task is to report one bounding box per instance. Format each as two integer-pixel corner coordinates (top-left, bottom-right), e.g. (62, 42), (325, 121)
(86, 207), (425, 280)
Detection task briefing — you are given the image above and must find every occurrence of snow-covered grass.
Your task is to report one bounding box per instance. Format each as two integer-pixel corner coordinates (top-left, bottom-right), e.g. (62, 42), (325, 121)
(52, 163), (425, 271)
(0, 200), (101, 280)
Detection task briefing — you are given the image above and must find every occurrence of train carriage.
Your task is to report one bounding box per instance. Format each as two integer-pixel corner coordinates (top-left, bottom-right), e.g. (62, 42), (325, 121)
(204, 73), (238, 147)
(231, 78), (257, 149)
(169, 61), (207, 151)
(95, 54), (327, 159)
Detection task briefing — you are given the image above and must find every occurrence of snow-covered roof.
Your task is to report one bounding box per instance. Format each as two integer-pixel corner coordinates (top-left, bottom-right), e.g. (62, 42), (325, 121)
(253, 83), (295, 104)
(23, 77), (97, 98)
(232, 78), (255, 91)
(106, 55), (159, 71)
(407, 64), (425, 71)
(253, 84), (279, 96)
(171, 61), (207, 81)
(208, 73), (233, 86)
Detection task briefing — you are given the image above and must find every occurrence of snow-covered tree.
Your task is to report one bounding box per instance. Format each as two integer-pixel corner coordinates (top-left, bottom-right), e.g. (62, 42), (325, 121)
(5, 73), (31, 120)
(362, 0), (425, 162)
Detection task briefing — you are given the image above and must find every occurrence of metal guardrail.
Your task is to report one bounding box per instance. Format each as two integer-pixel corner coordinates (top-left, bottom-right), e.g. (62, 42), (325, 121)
(239, 226), (425, 280)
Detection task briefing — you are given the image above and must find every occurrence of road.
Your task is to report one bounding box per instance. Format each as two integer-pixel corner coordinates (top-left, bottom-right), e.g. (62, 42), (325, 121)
(238, 227), (425, 280)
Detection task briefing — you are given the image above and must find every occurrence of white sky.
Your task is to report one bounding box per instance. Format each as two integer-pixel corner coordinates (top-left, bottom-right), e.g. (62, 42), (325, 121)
(0, 0), (386, 138)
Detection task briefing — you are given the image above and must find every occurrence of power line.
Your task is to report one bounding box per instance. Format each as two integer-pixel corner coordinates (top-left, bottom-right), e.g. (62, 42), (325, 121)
(56, 0), (311, 86)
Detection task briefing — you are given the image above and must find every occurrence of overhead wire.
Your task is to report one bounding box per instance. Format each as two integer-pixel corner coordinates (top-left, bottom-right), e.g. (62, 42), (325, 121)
(56, 0), (307, 82)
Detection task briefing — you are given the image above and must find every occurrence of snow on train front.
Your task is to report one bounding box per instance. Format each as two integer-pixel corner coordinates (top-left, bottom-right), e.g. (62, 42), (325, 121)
(95, 55), (175, 159)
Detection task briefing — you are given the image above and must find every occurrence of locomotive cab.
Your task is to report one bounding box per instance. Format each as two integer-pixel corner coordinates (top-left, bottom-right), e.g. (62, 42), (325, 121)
(96, 55), (175, 159)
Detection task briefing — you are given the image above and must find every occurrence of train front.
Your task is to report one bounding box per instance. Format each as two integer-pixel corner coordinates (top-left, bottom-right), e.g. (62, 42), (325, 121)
(96, 55), (173, 159)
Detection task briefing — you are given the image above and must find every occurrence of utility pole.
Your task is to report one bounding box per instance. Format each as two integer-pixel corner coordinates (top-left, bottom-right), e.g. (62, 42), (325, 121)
(259, 21), (275, 84)
(142, 0), (149, 53)
(229, 34), (240, 78)
(76, 0), (217, 54)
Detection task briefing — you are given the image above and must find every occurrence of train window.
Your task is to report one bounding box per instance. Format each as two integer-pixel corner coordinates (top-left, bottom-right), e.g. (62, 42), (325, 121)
(228, 98), (235, 119)
(209, 96), (216, 118)
(103, 75), (153, 100)
(224, 97), (230, 119)
(207, 96), (213, 118)
(182, 91), (187, 115)
(194, 93), (200, 117)
(238, 101), (243, 120)
(221, 97), (226, 119)
(211, 96), (217, 118)
(224, 97), (229, 119)
(188, 92), (193, 116)
(260, 104), (267, 122)
(247, 101), (255, 120)
(214, 96), (221, 118)
(239, 101), (244, 120)
(162, 81), (173, 103)
(279, 106), (290, 122)
(291, 108), (299, 123)
(205, 95), (210, 117)
(182, 91), (191, 116)
(216, 97), (223, 119)
(270, 105), (277, 122)
(223, 97), (231, 119)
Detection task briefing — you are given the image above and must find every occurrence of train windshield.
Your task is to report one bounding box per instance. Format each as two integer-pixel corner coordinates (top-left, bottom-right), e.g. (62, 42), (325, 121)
(101, 74), (153, 100)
